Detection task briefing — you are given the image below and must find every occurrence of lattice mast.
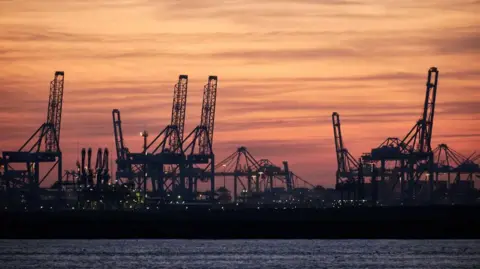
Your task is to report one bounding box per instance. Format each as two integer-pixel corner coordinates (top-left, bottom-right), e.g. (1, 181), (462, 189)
(44, 71), (64, 153)
(332, 112), (347, 177)
(112, 109), (128, 161)
(332, 112), (359, 180)
(198, 76), (218, 155)
(184, 76), (218, 156)
(402, 67), (439, 152)
(167, 75), (188, 153)
(419, 67), (439, 153)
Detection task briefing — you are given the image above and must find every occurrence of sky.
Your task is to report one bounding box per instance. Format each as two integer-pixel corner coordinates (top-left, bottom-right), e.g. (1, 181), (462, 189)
(0, 0), (479, 188)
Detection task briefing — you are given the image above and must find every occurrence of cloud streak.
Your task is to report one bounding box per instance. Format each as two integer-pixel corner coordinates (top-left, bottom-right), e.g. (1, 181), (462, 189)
(0, 0), (479, 187)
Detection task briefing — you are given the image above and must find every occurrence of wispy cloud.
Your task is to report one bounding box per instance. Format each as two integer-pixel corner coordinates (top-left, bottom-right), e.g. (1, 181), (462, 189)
(0, 0), (479, 186)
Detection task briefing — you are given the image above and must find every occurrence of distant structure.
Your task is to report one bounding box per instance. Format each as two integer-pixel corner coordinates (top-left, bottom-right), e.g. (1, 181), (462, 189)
(432, 144), (479, 203)
(215, 146), (312, 203)
(1, 71), (65, 207)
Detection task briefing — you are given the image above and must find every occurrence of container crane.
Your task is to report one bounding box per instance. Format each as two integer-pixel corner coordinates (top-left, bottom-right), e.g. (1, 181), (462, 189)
(363, 67), (439, 203)
(214, 147), (307, 203)
(183, 76), (218, 200)
(2, 71), (65, 208)
(144, 75), (188, 199)
(112, 109), (139, 188)
(332, 112), (363, 201)
(433, 144), (480, 203)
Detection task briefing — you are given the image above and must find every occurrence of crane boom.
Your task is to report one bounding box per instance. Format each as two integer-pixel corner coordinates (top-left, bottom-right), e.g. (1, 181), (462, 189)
(102, 148), (109, 173)
(95, 148), (103, 173)
(332, 112), (361, 199)
(401, 67), (439, 153)
(198, 76), (218, 155)
(168, 75), (188, 152)
(112, 109), (127, 161)
(44, 71), (64, 152)
(419, 67), (439, 153)
(332, 112), (347, 174)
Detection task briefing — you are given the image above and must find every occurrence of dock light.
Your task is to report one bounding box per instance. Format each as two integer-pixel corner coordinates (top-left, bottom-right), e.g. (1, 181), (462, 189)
(178, 195), (181, 199)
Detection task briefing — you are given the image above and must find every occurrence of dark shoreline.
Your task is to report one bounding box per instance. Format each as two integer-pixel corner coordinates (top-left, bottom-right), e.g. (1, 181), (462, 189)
(1, 205), (480, 239)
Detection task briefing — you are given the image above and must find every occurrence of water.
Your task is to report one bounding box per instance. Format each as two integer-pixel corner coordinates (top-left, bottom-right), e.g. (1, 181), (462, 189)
(0, 240), (479, 269)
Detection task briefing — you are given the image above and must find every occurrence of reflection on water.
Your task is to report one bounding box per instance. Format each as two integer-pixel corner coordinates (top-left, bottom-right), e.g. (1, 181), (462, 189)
(0, 239), (479, 269)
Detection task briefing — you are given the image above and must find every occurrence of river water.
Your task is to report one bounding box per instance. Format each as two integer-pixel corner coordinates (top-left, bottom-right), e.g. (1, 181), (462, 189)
(0, 239), (478, 268)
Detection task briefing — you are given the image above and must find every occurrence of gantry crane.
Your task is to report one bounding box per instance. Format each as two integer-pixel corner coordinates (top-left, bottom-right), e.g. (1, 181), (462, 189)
(76, 147), (115, 209)
(146, 75), (188, 154)
(144, 75), (188, 199)
(112, 109), (141, 188)
(332, 112), (364, 201)
(183, 76), (218, 200)
(432, 144), (480, 203)
(214, 146), (308, 203)
(363, 67), (439, 203)
(2, 71), (65, 208)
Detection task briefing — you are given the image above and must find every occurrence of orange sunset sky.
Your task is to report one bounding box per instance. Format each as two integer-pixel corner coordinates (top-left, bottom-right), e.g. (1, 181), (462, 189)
(0, 0), (479, 188)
